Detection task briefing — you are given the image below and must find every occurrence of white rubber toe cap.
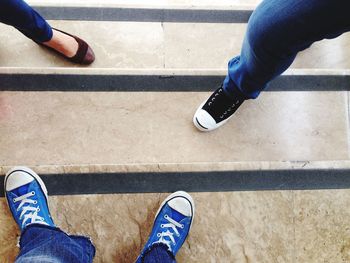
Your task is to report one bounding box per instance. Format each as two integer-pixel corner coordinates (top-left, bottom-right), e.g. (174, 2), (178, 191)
(168, 196), (193, 217)
(5, 170), (34, 191)
(157, 191), (195, 217)
(193, 108), (217, 132)
(5, 166), (49, 206)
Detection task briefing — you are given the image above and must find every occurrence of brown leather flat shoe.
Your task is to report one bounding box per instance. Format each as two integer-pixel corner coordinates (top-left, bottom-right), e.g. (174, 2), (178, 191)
(38, 28), (95, 65)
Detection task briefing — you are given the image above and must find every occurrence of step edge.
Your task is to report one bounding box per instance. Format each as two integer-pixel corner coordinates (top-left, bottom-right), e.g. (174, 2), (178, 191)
(28, 1), (256, 10)
(0, 68), (349, 76)
(2, 160), (350, 175)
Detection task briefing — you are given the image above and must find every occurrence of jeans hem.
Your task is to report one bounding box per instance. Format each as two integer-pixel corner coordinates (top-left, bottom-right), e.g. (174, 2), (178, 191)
(19, 223), (96, 257)
(140, 243), (176, 262)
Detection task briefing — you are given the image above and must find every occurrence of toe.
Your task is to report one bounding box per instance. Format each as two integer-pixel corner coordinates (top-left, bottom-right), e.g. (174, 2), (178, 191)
(82, 46), (95, 65)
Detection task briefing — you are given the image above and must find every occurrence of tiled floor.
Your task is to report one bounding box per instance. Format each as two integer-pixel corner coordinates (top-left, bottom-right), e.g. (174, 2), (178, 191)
(1, 190), (350, 262)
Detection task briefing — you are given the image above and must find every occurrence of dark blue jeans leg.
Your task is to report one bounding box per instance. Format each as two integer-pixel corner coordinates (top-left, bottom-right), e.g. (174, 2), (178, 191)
(15, 224), (95, 263)
(142, 243), (177, 263)
(0, 0), (52, 42)
(224, 0), (350, 99)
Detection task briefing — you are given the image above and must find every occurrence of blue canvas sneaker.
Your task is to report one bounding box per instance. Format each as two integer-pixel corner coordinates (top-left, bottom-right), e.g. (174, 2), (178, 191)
(5, 166), (55, 232)
(136, 191), (195, 262)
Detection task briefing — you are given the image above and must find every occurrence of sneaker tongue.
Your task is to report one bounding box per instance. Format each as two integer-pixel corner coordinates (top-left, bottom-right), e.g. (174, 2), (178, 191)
(169, 206), (186, 222)
(203, 86), (245, 123)
(13, 183), (31, 196)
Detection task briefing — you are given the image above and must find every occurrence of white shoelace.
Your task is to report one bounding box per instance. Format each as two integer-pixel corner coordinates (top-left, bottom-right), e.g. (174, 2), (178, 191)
(155, 214), (184, 251)
(13, 191), (48, 228)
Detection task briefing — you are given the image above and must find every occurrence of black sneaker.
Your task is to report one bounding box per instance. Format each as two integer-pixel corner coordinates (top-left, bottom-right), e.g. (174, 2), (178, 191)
(193, 86), (245, 131)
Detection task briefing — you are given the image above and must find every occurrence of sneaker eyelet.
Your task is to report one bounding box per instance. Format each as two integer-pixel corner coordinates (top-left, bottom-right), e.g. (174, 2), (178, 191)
(37, 208), (40, 212)
(181, 224), (184, 229)
(33, 201), (38, 205)
(13, 198), (17, 203)
(164, 214), (168, 219)
(161, 224), (164, 228)
(157, 233), (161, 237)
(31, 191), (35, 196)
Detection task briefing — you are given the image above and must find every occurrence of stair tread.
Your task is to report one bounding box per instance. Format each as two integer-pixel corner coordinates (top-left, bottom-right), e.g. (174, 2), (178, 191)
(0, 91), (347, 167)
(1, 21), (349, 70)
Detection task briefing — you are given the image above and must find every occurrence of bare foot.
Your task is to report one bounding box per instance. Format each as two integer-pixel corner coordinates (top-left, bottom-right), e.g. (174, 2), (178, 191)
(43, 29), (79, 58)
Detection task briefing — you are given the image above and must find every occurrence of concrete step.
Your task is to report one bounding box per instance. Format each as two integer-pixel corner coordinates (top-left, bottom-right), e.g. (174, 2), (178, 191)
(1, 189), (350, 262)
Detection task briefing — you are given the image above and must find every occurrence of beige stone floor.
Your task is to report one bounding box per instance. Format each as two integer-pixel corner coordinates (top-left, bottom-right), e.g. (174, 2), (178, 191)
(1, 190), (350, 263)
(0, 21), (349, 69)
(0, 91), (348, 166)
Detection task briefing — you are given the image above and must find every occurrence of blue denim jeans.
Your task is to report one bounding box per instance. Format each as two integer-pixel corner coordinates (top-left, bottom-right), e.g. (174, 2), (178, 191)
(15, 224), (176, 263)
(0, 0), (52, 42)
(223, 0), (350, 99)
(141, 243), (176, 263)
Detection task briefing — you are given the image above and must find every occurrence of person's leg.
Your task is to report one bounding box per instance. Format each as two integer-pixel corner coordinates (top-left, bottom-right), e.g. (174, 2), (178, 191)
(0, 0), (52, 42)
(4, 167), (95, 263)
(16, 225), (95, 263)
(194, 0), (350, 131)
(225, 0), (350, 99)
(136, 191), (195, 263)
(0, 0), (94, 63)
